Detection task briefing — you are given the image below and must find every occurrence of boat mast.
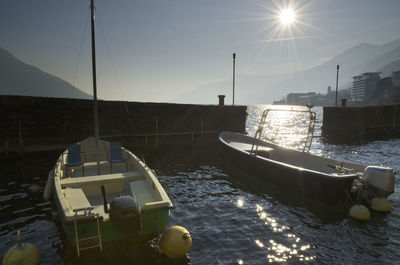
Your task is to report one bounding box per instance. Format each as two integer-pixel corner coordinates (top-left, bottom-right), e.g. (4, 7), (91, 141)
(90, 0), (100, 172)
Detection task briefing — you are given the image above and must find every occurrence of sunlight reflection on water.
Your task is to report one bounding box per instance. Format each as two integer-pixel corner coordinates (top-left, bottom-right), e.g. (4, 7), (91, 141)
(255, 204), (316, 263)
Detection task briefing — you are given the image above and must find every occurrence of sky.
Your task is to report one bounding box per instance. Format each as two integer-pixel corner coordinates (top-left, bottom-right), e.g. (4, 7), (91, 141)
(1, 0), (400, 103)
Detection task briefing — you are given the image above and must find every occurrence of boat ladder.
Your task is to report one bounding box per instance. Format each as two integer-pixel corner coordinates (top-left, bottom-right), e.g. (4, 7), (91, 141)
(73, 207), (103, 257)
(251, 109), (271, 155)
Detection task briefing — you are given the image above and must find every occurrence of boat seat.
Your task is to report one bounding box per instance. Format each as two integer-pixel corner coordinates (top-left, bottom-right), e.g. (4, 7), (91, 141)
(60, 171), (143, 187)
(142, 201), (173, 212)
(65, 144), (85, 176)
(128, 180), (172, 211)
(129, 180), (159, 208)
(64, 187), (91, 211)
(109, 141), (128, 173)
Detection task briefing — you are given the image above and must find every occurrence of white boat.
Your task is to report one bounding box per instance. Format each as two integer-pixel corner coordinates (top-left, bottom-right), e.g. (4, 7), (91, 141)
(43, 0), (172, 256)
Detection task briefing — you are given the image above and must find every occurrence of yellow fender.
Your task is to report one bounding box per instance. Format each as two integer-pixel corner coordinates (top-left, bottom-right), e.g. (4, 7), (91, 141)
(2, 243), (40, 265)
(371, 198), (391, 212)
(160, 226), (192, 259)
(349, 204), (370, 221)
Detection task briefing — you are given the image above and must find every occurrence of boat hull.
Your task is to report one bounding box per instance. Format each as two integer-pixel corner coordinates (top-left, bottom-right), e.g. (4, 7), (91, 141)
(219, 132), (360, 204)
(60, 210), (170, 245)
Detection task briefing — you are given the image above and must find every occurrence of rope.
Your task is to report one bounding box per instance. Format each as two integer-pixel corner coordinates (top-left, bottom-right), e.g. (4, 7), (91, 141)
(61, 7), (91, 145)
(71, 7), (91, 91)
(96, 10), (134, 130)
(95, 10), (146, 157)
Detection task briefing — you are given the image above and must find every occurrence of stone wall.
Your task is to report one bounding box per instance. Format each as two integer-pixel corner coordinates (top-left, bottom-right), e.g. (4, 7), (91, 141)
(0, 95), (247, 154)
(322, 104), (400, 143)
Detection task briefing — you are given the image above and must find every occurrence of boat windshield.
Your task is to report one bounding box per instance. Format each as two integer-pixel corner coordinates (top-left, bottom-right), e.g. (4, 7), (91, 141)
(251, 105), (316, 154)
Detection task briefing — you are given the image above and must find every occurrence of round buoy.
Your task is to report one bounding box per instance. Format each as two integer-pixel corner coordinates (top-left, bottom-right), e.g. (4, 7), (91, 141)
(2, 242), (40, 265)
(160, 226), (192, 259)
(371, 197), (391, 212)
(349, 204), (370, 221)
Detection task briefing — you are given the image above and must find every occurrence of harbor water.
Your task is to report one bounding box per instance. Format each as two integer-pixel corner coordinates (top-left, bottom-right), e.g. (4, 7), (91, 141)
(1, 106), (400, 264)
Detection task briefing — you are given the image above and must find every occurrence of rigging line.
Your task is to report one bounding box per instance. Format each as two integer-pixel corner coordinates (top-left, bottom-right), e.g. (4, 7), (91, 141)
(71, 7), (91, 89)
(61, 7), (91, 144)
(96, 9), (134, 130)
(95, 9), (146, 156)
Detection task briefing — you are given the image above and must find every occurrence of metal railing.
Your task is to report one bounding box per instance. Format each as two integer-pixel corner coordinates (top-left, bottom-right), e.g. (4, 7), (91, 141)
(251, 105), (316, 155)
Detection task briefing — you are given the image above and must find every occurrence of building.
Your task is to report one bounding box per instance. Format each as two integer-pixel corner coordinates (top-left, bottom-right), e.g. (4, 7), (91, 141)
(392, 71), (400, 88)
(286, 92), (316, 105)
(351, 72), (381, 102)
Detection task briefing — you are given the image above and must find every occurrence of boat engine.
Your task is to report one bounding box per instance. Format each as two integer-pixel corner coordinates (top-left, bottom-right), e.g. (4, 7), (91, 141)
(109, 195), (142, 236)
(351, 166), (395, 202)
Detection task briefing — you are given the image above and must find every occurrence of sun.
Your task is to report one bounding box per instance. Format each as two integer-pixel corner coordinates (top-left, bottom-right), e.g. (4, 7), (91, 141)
(279, 8), (295, 25)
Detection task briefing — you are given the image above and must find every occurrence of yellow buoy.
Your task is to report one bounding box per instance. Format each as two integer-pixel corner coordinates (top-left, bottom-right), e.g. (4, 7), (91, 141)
(371, 197), (392, 212)
(349, 204), (370, 221)
(160, 226), (192, 259)
(2, 243), (40, 265)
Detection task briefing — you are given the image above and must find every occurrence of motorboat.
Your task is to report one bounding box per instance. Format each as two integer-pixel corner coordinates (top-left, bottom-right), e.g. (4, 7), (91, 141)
(219, 106), (394, 204)
(45, 138), (172, 256)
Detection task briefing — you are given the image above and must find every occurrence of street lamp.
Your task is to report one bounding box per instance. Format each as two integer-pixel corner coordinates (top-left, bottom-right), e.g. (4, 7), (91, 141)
(232, 53), (236, 106)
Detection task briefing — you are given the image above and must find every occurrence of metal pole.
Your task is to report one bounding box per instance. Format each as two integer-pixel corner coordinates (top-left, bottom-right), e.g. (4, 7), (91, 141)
(200, 115), (204, 143)
(91, 0), (100, 173)
(155, 115), (159, 148)
(335, 65), (339, 107)
(232, 53), (236, 106)
(18, 121), (24, 156)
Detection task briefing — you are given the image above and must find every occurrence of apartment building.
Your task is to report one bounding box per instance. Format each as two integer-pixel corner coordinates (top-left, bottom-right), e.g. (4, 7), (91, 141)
(351, 72), (381, 102)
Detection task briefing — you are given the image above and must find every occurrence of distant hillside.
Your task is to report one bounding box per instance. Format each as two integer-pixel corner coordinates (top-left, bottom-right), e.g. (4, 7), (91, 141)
(173, 74), (287, 105)
(173, 39), (400, 104)
(379, 60), (400, 77)
(0, 48), (91, 99)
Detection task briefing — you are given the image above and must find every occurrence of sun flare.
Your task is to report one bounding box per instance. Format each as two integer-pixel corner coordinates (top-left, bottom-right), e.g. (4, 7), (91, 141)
(279, 8), (295, 25)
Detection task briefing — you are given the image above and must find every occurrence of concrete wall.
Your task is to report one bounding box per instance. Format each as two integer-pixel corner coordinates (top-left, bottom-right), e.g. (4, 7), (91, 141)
(322, 104), (400, 143)
(0, 95), (247, 154)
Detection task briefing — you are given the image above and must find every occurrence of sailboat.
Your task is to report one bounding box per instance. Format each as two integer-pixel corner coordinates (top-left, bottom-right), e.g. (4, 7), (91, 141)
(44, 0), (173, 256)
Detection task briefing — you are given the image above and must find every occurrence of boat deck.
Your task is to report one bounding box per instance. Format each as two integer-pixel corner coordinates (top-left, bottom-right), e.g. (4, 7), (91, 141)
(60, 168), (164, 220)
(229, 141), (274, 153)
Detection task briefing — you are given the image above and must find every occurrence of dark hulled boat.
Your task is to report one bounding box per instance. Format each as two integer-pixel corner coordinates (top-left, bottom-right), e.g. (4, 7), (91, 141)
(219, 106), (394, 204)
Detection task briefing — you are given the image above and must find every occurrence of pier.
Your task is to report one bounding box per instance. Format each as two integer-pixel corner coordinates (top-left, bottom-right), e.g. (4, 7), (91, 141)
(322, 104), (400, 143)
(0, 95), (247, 156)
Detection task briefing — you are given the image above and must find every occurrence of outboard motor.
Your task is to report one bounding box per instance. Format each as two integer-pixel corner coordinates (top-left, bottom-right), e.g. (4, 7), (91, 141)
(351, 166), (395, 202)
(109, 195), (142, 236)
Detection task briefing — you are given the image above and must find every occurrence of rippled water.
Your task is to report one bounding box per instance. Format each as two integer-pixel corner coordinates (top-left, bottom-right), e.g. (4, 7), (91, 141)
(1, 105), (400, 264)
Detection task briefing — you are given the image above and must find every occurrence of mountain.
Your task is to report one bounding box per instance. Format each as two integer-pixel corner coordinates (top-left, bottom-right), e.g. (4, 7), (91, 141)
(378, 60), (400, 77)
(362, 46), (400, 74)
(0, 48), (91, 99)
(173, 39), (400, 105)
(173, 74), (287, 105)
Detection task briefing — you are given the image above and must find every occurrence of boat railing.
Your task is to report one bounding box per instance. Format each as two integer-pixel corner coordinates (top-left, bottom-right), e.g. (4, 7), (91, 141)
(250, 105), (316, 155)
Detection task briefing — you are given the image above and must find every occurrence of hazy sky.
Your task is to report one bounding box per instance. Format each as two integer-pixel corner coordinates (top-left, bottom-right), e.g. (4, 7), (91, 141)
(1, 0), (400, 103)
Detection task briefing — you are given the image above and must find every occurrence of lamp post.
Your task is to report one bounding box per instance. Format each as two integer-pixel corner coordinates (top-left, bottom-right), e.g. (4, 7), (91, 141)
(335, 65), (339, 107)
(232, 53), (236, 106)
